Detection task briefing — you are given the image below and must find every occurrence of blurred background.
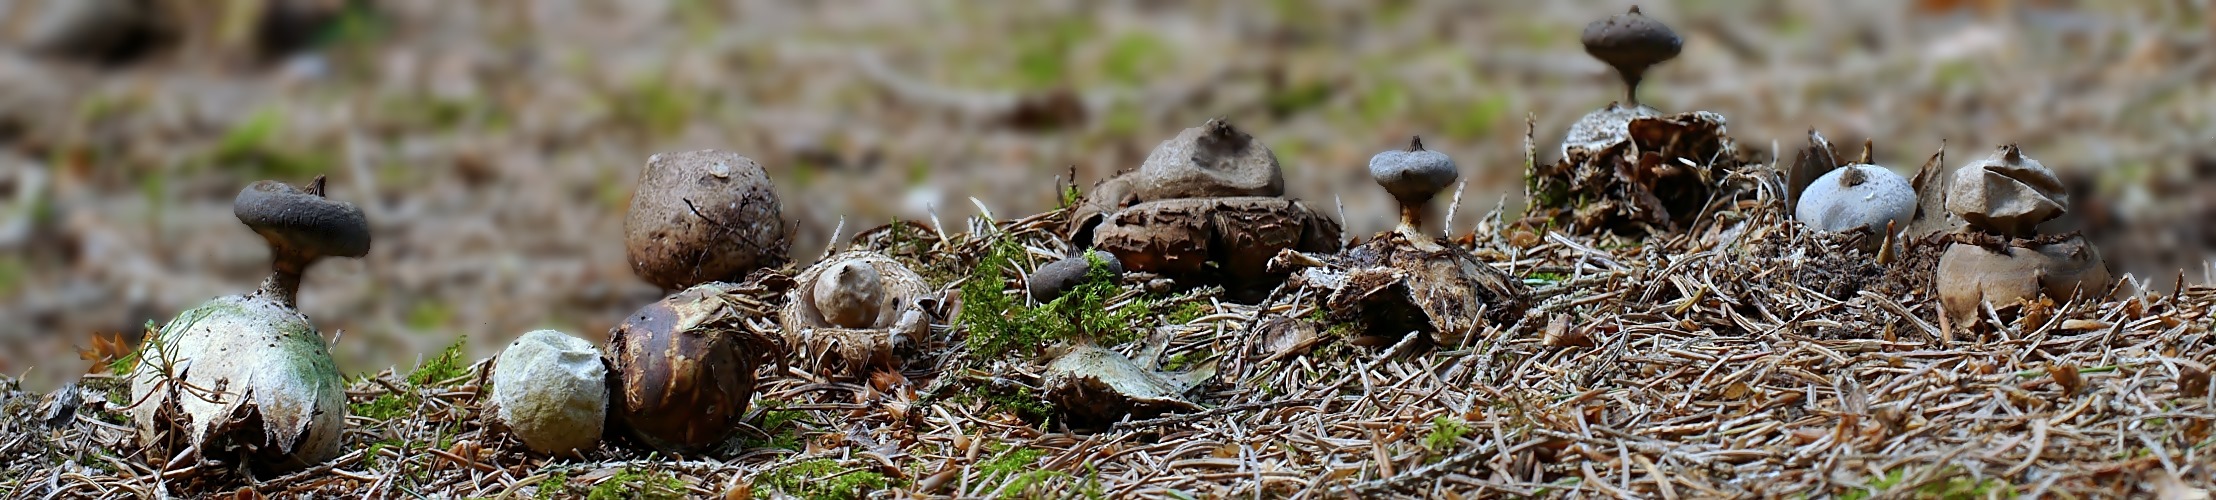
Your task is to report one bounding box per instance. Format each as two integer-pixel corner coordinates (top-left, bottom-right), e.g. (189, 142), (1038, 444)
(1, 0), (2210, 391)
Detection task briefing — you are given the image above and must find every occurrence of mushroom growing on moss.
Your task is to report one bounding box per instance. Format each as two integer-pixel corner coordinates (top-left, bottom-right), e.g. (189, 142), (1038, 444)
(605, 282), (784, 454)
(1028, 250), (1123, 303)
(130, 176), (366, 472)
(779, 251), (933, 375)
(625, 150), (792, 290)
(1934, 146), (2112, 336)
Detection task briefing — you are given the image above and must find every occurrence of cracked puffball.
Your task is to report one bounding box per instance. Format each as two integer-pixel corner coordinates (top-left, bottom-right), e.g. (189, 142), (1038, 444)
(1560, 101), (1663, 160)
(1044, 343), (1215, 428)
(1088, 197), (1341, 300)
(780, 251), (932, 375)
(1947, 145), (2068, 238)
(1937, 234), (2111, 331)
(489, 330), (608, 457)
(131, 176), (366, 472)
(1582, 6), (1682, 106)
(1368, 136), (1459, 233)
(1934, 146), (2111, 335)
(1796, 163), (1916, 240)
(606, 282), (783, 454)
(625, 150), (792, 290)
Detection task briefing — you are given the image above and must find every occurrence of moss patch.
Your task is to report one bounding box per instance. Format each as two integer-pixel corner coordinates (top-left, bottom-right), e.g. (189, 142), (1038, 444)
(587, 467), (688, 500)
(757, 459), (894, 500)
(961, 241), (1148, 359)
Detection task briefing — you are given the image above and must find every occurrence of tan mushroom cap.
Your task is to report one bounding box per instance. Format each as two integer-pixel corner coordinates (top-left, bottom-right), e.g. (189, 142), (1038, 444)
(1946, 145), (2067, 237)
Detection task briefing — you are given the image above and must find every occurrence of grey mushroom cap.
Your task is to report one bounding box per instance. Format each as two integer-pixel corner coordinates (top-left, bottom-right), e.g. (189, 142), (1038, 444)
(235, 179), (372, 263)
(1368, 137), (1459, 207)
(1028, 250), (1124, 303)
(1581, 6), (1682, 73)
(1795, 164), (1918, 234)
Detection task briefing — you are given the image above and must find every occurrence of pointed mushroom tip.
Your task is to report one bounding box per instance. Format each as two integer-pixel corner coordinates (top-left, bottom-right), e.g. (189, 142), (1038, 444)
(1628, 5), (1643, 14)
(1408, 136), (1425, 152)
(2001, 144), (2023, 161)
(1859, 139), (1874, 165)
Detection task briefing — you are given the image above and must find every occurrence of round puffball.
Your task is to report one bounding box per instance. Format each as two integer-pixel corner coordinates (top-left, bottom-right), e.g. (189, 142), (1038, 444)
(1795, 164), (1916, 234)
(492, 329), (608, 456)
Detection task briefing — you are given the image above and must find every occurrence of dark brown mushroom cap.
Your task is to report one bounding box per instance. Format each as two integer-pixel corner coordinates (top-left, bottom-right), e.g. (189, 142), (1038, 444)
(234, 179), (372, 263)
(1581, 6), (1682, 73)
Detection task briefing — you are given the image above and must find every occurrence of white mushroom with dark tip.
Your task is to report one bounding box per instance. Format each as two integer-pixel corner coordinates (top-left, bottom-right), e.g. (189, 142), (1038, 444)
(489, 330), (608, 456)
(130, 175), (366, 472)
(1795, 163), (1917, 236)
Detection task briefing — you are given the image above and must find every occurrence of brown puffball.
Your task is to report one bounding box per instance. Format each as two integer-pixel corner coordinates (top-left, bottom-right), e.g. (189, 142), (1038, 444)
(1936, 235), (2111, 330)
(813, 261), (883, 328)
(781, 251), (934, 375)
(606, 282), (779, 454)
(625, 150), (791, 290)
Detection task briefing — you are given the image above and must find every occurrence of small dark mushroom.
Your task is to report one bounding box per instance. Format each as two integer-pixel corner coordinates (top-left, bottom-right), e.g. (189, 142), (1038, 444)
(1028, 250), (1124, 303)
(625, 150), (792, 290)
(1367, 136), (1459, 234)
(234, 176), (371, 307)
(1581, 5), (1682, 106)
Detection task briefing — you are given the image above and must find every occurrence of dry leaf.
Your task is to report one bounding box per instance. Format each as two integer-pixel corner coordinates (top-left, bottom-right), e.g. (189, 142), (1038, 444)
(2048, 364), (2083, 397)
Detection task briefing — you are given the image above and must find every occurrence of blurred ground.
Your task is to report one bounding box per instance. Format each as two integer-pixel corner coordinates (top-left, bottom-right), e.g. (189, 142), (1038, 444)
(1, 0), (2211, 391)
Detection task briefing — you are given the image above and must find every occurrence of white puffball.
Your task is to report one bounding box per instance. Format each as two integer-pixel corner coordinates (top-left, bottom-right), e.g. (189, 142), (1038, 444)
(1796, 164), (1917, 234)
(491, 329), (608, 455)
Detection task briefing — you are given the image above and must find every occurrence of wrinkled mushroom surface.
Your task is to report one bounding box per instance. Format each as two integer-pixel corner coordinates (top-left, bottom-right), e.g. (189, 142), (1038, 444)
(1947, 145), (2067, 237)
(1796, 164), (1917, 236)
(625, 150), (792, 290)
(1130, 118), (1285, 201)
(490, 329), (608, 456)
(1088, 197), (1341, 299)
(1936, 234), (2111, 329)
(606, 282), (779, 453)
(1044, 344), (1214, 427)
(130, 294), (347, 471)
(780, 251), (932, 374)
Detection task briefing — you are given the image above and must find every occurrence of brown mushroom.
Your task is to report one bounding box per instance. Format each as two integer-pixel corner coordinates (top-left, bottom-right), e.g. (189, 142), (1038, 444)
(1936, 234), (2111, 331)
(605, 282), (782, 454)
(1088, 197), (1341, 299)
(625, 150), (792, 290)
(1129, 118), (1285, 201)
(1581, 6), (1682, 106)
(1946, 145), (2067, 238)
(233, 176), (371, 307)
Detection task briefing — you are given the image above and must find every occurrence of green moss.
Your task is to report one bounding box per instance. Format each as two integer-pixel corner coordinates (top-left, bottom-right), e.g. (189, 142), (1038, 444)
(741, 399), (807, 451)
(588, 467), (687, 500)
(534, 470), (573, 500)
(1101, 32), (1171, 85)
(956, 381), (1054, 423)
(978, 445), (1046, 485)
(961, 241), (1146, 359)
(1166, 301), (1212, 325)
(1423, 416), (1471, 451)
(758, 459), (893, 500)
(408, 337), (470, 387)
(1840, 465), (2014, 500)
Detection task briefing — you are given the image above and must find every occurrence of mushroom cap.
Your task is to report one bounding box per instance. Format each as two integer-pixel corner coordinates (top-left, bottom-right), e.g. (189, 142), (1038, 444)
(813, 260), (885, 329)
(1131, 118), (1286, 200)
(1368, 137), (1459, 207)
(1795, 164), (1917, 234)
(624, 150), (791, 290)
(1946, 145), (2067, 237)
(234, 179), (372, 262)
(1936, 236), (2111, 328)
(1581, 6), (1682, 73)
(1028, 250), (1124, 303)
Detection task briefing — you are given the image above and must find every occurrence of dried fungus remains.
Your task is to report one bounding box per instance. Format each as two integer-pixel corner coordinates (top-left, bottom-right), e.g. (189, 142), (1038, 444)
(1531, 110), (1756, 236)
(1291, 231), (1529, 347)
(1043, 344), (1214, 427)
(1934, 146), (2113, 336)
(779, 251), (934, 375)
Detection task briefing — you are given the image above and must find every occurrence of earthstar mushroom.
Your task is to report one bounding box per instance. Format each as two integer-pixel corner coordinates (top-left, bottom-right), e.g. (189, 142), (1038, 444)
(1581, 5), (1682, 106)
(1368, 136), (1459, 236)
